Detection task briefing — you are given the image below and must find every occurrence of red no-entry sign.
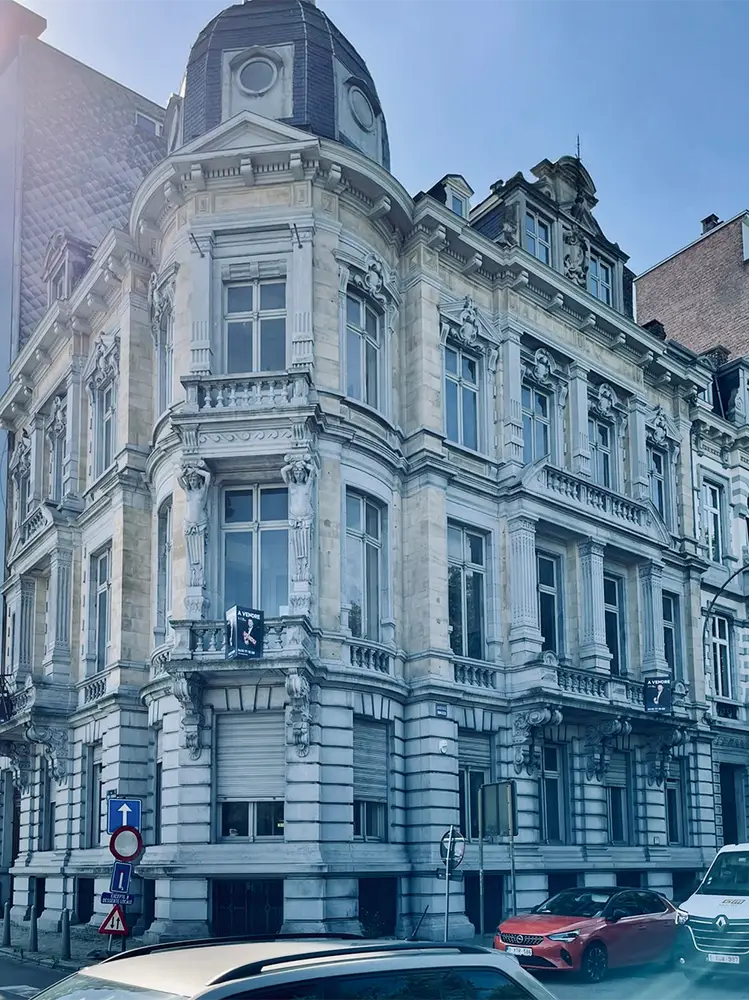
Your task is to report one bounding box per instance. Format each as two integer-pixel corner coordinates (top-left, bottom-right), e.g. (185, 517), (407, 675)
(109, 825), (143, 863)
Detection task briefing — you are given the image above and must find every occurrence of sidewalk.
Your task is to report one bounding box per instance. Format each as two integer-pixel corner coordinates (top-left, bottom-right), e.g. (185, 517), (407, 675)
(0, 923), (118, 973)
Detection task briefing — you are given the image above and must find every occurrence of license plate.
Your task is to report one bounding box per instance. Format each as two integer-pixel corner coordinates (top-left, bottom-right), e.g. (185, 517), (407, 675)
(708, 954), (740, 965)
(506, 946), (533, 957)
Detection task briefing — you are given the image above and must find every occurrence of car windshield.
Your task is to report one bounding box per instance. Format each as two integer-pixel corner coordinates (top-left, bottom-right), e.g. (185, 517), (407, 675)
(698, 852), (749, 896)
(533, 889), (615, 918)
(33, 975), (189, 1000)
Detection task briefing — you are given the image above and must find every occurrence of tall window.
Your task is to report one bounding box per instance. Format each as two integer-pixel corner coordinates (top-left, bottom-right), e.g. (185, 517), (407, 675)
(648, 448), (667, 518)
(444, 345), (479, 451)
(353, 719), (388, 841)
(703, 481), (724, 562)
(662, 592), (680, 676)
(95, 384), (116, 476)
(525, 211), (551, 264)
(346, 292), (380, 409)
(224, 280), (286, 374)
(711, 615), (733, 700)
(345, 492), (383, 641)
(604, 573), (625, 676)
(222, 487), (288, 617)
(157, 310), (174, 414)
(216, 713), (285, 841)
(448, 525), (485, 660)
(48, 399), (67, 502)
(41, 759), (55, 852)
(93, 549), (111, 672)
(458, 733), (491, 841)
(537, 552), (561, 655)
(589, 255), (612, 305)
(86, 745), (103, 848)
(540, 745), (566, 843)
(522, 384), (551, 464)
(606, 751), (629, 845)
(156, 499), (173, 642)
(154, 728), (163, 846)
(666, 771), (684, 846)
(589, 417), (612, 488)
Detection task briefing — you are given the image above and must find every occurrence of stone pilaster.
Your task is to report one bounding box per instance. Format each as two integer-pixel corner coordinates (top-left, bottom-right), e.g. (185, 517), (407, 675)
(62, 361), (84, 505)
(501, 327), (524, 475)
(507, 515), (542, 662)
(578, 540), (611, 671)
(189, 235), (214, 375)
(44, 549), (72, 675)
(629, 397), (649, 501)
(28, 413), (45, 506)
(569, 362), (591, 476)
(18, 577), (35, 684)
(639, 560), (667, 676)
(291, 224), (314, 368)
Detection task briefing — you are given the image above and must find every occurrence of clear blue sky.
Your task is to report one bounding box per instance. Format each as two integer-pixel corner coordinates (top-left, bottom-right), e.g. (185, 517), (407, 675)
(18, 0), (749, 274)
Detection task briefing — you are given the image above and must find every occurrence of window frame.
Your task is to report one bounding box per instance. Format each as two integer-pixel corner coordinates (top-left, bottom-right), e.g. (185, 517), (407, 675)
(525, 209), (552, 265)
(345, 491), (384, 642)
(666, 770), (685, 847)
(447, 523), (486, 661)
(92, 548), (112, 673)
(95, 382), (116, 478)
(710, 614), (733, 700)
(662, 591), (681, 678)
(648, 446), (668, 519)
(218, 800), (285, 842)
(540, 744), (567, 844)
(156, 498), (173, 644)
(353, 800), (387, 842)
(223, 279), (287, 375)
(50, 263), (66, 304)
(589, 253), (613, 305)
(588, 415), (614, 488)
(345, 290), (382, 411)
(444, 342), (481, 452)
(703, 480), (725, 563)
(603, 572), (626, 676)
(522, 382), (552, 465)
(221, 485), (289, 618)
(537, 551), (563, 656)
(135, 111), (162, 135)
(606, 774), (630, 846)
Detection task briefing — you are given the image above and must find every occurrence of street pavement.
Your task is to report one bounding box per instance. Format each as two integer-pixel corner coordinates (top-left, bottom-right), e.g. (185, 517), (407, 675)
(0, 956), (64, 1000)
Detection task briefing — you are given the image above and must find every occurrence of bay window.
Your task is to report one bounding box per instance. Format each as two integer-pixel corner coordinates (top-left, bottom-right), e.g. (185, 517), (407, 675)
(346, 292), (380, 409)
(222, 487), (288, 616)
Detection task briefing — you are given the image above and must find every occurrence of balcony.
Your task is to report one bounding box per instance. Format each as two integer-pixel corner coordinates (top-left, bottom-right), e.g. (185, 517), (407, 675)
(346, 639), (393, 675)
(543, 466), (650, 528)
(453, 657), (499, 690)
(181, 371), (313, 416)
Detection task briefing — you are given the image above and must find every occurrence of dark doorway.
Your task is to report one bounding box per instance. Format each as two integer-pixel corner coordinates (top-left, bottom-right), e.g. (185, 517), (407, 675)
(212, 879), (283, 937)
(464, 872), (503, 933)
(11, 788), (20, 863)
(358, 877), (397, 938)
(672, 870), (699, 905)
(616, 870), (645, 887)
(547, 872), (580, 897)
(75, 878), (94, 924)
(720, 764), (744, 845)
(142, 879), (156, 929)
(32, 877), (45, 916)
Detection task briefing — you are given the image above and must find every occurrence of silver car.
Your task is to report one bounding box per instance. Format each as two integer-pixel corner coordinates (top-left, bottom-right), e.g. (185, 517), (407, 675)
(32, 938), (560, 1000)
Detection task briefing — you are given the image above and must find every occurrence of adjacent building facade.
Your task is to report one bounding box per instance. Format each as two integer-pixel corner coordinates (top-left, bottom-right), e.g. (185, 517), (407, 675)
(0, 0), (739, 944)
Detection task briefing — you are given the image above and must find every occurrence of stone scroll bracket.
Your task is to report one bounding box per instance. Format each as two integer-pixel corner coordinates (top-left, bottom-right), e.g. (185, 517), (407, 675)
(512, 706), (563, 776)
(584, 717), (632, 782)
(25, 724), (69, 785)
(285, 669), (313, 758)
(646, 728), (687, 787)
(0, 740), (31, 791)
(169, 669), (205, 761)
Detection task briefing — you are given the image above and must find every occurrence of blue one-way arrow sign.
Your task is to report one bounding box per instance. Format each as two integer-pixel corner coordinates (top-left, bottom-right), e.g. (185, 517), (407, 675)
(107, 797), (142, 834)
(109, 862), (133, 895)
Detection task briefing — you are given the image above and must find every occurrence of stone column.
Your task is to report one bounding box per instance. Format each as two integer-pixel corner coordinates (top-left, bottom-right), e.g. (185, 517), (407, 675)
(44, 549), (72, 675)
(189, 235), (214, 375)
(640, 561), (667, 676)
(500, 326), (524, 477)
(291, 225), (314, 368)
(18, 578), (35, 684)
(507, 516), (542, 662)
(28, 413), (45, 507)
(569, 363), (591, 476)
(629, 397), (649, 501)
(62, 361), (84, 505)
(578, 540), (611, 671)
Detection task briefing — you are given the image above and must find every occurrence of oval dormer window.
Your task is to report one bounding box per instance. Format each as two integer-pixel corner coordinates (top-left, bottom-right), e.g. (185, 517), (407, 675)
(238, 57), (276, 96)
(349, 86), (375, 131)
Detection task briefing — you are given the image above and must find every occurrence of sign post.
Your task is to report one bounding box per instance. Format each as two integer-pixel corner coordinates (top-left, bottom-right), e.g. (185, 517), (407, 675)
(443, 825), (453, 943)
(438, 826), (465, 942)
(479, 781), (517, 930)
(101, 823), (144, 952)
(507, 781), (517, 917)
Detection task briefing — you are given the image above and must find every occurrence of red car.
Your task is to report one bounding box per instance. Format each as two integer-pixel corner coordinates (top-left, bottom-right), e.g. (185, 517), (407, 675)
(494, 886), (677, 982)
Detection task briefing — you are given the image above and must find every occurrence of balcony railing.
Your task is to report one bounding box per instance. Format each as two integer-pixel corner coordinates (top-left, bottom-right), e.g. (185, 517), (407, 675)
(454, 658), (498, 689)
(543, 467), (650, 528)
(162, 617), (315, 667)
(552, 664), (643, 707)
(182, 371), (312, 415)
(347, 639), (392, 674)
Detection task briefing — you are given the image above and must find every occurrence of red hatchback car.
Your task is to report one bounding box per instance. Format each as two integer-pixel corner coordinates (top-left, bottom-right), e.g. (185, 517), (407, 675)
(494, 886), (677, 982)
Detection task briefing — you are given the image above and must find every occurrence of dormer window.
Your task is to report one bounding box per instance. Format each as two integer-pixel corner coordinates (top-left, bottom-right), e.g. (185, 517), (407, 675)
(135, 112), (161, 136)
(451, 194), (466, 218)
(42, 230), (93, 310)
(238, 58), (277, 97)
(589, 254), (612, 305)
(525, 210), (551, 264)
(50, 265), (66, 304)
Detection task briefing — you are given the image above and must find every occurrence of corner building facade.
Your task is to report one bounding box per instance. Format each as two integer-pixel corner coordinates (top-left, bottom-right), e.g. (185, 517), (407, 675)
(0, 0), (725, 941)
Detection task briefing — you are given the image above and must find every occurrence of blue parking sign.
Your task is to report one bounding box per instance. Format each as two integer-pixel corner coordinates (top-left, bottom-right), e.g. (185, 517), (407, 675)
(109, 862), (132, 895)
(107, 798), (142, 834)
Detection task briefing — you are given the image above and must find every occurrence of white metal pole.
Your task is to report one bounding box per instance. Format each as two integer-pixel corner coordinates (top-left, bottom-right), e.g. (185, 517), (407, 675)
(444, 824), (454, 942)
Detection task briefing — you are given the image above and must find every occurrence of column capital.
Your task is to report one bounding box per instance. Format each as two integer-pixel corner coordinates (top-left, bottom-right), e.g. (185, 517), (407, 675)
(568, 361), (590, 379)
(507, 513), (538, 534)
(638, 559), (663, 582)
(578, 538), (605, 559)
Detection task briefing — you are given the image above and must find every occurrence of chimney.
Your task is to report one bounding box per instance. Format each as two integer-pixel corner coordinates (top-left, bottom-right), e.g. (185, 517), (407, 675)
(702, 213), (720, 235)
(0, 1), (46, 75)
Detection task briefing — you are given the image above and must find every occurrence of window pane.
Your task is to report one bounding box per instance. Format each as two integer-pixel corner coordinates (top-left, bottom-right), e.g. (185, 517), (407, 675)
(256, 801), (284, 837)
(260, 488), (288, 522)
(602, 451), (611, 487)
(225, 532), (253, 610)
(353, 802), (362, 838)
(462, 387), (478, 450)
(543, 746), (558, 772)
(538, 220), (549, 243)
(225, 490), (253, 524)
(448, 565), (464, 656)
(221, 802), (249, 838)
(227, 285), (253, 314)
(259, 282), (285, 311)
(534, 392), (548, 418)
(537, 555), (555, 588)
(227, 320), (253, 373)
(346, 538), (363, 637)
(365, 308), (378, 340)
(346, 494), (361, 531)
(523, 413), (533, 464)
(539, 590), (557, 652)
(259, 318), (286, 370)
(666, 786), (679, 843)
(597, 423), (609, 448)
(103, 416), (113, 468)
(544, 777), (561, 841)
(365, 502), (380, 540)
(610, 788), (625, 842)
(346, 329), (362, 399)
(364, 541), (379, 639)
(458, 769), (467, 835)
(605, 609), (620, 675)
(260, 529), (288, 616)
(465, 570), (484, 659)
(469, 771), (483, 840)
(365, 341), (378, 406)
(522, 386), (531, 410)
(462, 356), (477, 383)
(445, 378), (459, 442)
(98, 553), (109, 586)
(603, 576), (617, 607)
(535, 419), (549, 458)
(467, 533), (483, 566)
(448, 526), (462, 562)
(96, 591), (108, 670)
(664, 626), (675, 672)
(346, 295), (361, 327)
(445, 347), (458, 375)
(365, 801), (384, 839)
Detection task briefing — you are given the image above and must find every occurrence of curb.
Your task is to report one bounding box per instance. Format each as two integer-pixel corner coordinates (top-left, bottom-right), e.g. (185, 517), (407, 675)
(0, 946), (84, 972)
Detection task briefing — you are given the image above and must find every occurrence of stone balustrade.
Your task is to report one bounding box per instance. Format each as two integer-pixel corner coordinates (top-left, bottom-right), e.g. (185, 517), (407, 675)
(182, 371), (312, 415)
(556, 664), (609, 699)
(347, 639), (392, 674)
(544, 466), (649, 528)
(454, 658), (498, 689)
(162, 616), (316, 668)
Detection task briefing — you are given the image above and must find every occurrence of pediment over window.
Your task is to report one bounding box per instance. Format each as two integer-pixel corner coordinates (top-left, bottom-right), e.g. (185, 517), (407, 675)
(439, 296), (497, 358)
(336, 247), (398, 308)
(588, 381), (627, 420)
(84, 333), (120, 390)
(646, 404), (679, 445)
(41, 229), (94, 295)
(520, 346), (568, 404)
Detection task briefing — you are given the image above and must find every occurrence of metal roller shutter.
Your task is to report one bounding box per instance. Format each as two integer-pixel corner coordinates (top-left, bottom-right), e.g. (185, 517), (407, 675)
(353, 719), (388, 802)
(458, 731), (492, 770)
(216, 712), (285, 800)
(606, 751), (628, 787)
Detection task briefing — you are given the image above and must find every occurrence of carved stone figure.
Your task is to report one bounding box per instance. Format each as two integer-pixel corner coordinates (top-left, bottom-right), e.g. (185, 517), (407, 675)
(563, 226), (589, 287)
(495, 202), (519, 248)
(457, 297), (479, 347)
(88, 336), (120, 390)
(646, 729), (686, 786)
(282, 452), (315, 611)
(286, 670), (311, 757)
(50, 396), (67, 438)
(513, 706), (563, 775)
(170, 670), (205, 760)
(178, 461), (211, 590)
(26, 724), (69, 783)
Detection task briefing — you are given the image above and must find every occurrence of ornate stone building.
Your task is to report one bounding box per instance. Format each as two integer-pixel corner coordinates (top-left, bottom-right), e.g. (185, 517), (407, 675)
(0, 0), (734, 943)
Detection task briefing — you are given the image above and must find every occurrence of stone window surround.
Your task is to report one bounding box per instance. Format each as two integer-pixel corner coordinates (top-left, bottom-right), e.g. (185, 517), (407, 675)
(698, 470), (731, 565)
(708, 608), (736, 703)
(446, 495), (499, 664)
(443, 339), (483, 453)
(447, 520), (487, 662)
(519, 344), (568, 466)
(216, 256), (288, 377)
(644, 404), (681, 531)
(84, 333), (120, 487)
(586, 380), (627, 493)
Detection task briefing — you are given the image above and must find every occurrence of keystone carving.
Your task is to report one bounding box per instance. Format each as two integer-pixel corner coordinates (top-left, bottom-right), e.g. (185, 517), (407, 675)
(584, 717), (632, 781)
(26, 724), (69, 784)
(286, 670), (312, 757)
(352, 252), (387, 304)
(170, 670), (205, 760)
(512, 706), (563, 776)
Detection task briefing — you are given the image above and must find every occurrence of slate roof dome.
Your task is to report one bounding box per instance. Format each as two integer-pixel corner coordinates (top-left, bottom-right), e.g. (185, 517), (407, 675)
(181, 0), (390, 169)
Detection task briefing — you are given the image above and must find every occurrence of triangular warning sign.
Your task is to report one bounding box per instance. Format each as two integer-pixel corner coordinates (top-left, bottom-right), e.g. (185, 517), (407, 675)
(99, 904), (128, 936)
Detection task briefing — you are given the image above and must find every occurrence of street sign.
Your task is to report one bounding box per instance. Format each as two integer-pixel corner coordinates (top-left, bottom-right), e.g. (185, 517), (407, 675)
(435, 867), (464, 882)
(483, 781), (517, 838)
(439, 828), (466, 870)
(644, 676), (672, 713)
(107, 798), (142, 834)
(109, 862), (133, 895)
(101, 892), (134, 906)
(109, 826), (143, 863)
(226, 606), (264, 659)
(99, 905), (128, 936)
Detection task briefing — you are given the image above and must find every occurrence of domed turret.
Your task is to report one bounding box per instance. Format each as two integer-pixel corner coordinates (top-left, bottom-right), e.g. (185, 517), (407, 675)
(180, 0), (389, 169)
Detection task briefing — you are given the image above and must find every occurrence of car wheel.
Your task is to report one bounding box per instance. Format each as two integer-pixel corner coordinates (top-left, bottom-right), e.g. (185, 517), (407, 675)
(580, 942), (608, 983)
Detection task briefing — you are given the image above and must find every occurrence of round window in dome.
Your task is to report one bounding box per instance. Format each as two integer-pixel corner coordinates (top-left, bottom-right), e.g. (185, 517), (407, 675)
(349, 86), (375, 132)
(238, 58), (277, 96)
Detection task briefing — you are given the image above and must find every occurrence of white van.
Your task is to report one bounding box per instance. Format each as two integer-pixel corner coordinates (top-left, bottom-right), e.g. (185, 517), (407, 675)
(676, 844), (749, 979)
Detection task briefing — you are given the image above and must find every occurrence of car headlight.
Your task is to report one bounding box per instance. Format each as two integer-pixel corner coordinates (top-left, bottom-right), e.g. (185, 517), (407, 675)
(675, 909), (690, 926)
(548, 930), (581, 942)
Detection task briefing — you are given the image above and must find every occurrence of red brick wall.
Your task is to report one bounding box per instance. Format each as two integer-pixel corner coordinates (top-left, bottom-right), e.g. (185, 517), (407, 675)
(635, 217), (749, 357)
